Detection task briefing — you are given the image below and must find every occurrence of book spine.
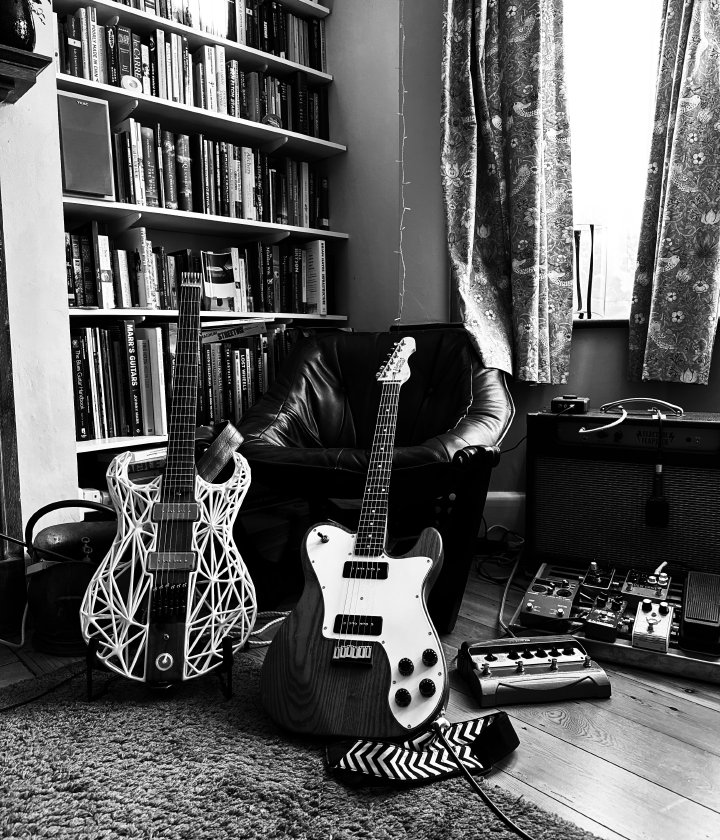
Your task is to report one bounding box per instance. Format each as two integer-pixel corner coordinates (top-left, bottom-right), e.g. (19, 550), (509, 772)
(140, 125), (160, 208)
(97, 233), (116, 309)
(117, 26), (133, 82)
(123, 320), (143, 435)
(64, 15), (83, 78)
(132, 33), (143, 82)
(70, 332), (92, 440)
(175, 133), (193, 211)
(136, 338), (156, 435)
(161, 130), (178, 210)
(156, 28), (167, 98)
(215, 45), (227, 115)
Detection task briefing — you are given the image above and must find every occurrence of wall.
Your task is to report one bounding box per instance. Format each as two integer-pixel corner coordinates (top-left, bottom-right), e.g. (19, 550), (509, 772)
(327, 0), (448, 331)
(0, 13), (78, 529)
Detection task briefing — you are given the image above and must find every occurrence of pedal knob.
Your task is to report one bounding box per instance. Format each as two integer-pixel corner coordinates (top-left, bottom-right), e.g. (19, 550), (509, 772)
(398, 657), (414, 676)
(419, 678), (436, 697)
(659, 601), (670, 615)
(395, 688), (412, 707)
(642, 598), (653, 612)
(155, 652), (173, 672)
(422, 648), (439, 667)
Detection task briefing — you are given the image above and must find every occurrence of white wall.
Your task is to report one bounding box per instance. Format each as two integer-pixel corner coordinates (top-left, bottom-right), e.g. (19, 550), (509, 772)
(0, 18), (78, 528)
(327, 0), (449, 331)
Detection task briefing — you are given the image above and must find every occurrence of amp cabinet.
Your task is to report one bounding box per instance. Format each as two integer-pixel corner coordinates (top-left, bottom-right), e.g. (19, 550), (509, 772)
(525, 408), (720, 576)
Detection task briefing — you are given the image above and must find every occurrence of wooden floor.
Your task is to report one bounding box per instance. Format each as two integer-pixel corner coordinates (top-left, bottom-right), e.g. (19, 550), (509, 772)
(2, 569), (719, 840)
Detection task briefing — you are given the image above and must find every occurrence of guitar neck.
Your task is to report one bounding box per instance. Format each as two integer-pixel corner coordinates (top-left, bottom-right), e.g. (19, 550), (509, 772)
(161, 273), (201, 505)
(355, 380), (402, 556)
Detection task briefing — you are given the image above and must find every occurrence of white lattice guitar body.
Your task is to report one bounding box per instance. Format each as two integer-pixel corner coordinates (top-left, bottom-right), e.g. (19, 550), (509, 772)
(81, 448), (256, 683)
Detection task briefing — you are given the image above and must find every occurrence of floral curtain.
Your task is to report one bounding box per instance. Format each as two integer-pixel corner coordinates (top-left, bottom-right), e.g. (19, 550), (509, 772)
(629, 0), (720, 384)
(440, 0), (574, 384)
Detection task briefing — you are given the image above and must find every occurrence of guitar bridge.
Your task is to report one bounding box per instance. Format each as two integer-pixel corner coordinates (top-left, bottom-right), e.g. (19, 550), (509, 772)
(332, 641), (374, 666)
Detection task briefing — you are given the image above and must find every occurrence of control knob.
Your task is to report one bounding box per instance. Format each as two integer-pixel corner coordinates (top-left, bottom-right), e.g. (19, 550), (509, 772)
(398, 657), (414, 676)
(395, 688), (412, 707)
(422, 648), (439, 667)
(419, 679), (436, 697)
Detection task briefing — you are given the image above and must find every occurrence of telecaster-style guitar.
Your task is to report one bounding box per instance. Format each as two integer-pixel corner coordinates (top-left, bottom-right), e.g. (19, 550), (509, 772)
(260, 337), (449, 739)
(81, 272), (256, 684)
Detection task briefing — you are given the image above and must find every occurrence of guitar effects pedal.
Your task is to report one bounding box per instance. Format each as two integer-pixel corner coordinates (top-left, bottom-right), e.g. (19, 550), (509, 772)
(621, 570), (671, 604)
(457, 634), (611, 706)
(583, 595), (628, 643)
(517, 572), (580, 631)
(631, 599), (674, 653)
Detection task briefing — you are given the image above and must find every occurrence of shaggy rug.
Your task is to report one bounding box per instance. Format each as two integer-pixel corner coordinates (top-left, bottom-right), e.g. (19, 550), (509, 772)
(0, 655), (603, 840)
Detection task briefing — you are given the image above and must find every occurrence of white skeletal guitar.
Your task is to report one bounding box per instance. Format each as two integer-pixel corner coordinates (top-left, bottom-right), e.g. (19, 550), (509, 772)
(80, 274), (256, 684)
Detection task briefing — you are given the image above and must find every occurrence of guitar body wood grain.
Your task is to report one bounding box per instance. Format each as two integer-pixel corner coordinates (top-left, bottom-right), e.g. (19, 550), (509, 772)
(260, 522), (448, 739)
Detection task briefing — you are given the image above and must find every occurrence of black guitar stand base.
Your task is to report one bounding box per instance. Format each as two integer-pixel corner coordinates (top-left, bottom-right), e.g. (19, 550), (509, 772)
(84, 635), (235, 701)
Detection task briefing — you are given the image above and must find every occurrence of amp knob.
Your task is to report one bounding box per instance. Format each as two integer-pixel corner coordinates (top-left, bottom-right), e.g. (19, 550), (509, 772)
(398, 657), (414, 676)
(419, 678), (436, 697)
(421, 648), (438, 667)
(395, 688), (412, 707)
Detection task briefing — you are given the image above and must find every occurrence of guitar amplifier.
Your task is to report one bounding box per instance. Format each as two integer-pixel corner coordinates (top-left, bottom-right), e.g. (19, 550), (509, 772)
(525, 406), (720, 577)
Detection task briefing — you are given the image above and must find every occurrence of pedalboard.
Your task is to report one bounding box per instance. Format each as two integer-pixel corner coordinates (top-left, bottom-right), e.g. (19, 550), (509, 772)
(516, 572), (579, 631)
(510, 562), (720, 685)
(457, 634), (611, 707)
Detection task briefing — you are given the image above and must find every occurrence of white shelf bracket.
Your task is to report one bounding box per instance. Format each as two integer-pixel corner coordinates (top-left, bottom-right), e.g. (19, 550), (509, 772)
(110, 97), (139, 128)
(107, 211), (142, 237)
(261, 135), (290, 155)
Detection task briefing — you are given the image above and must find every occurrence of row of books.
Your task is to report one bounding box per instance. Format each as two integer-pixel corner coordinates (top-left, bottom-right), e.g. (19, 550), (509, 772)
(55, 9), (328, 140)
(113, 1), (327, 69)
(66, 222), (328, 316)
(111, 118), (330, 228)
(71, 317), (306, 442)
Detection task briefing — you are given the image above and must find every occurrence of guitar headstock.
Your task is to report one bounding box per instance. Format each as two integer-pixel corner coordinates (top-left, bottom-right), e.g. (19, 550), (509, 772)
(377, 337), (416, 384)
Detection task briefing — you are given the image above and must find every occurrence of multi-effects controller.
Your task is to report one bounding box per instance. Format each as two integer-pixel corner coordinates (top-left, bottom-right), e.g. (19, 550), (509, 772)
(508, 561), (720, 684)
(458, 634), (611, 706)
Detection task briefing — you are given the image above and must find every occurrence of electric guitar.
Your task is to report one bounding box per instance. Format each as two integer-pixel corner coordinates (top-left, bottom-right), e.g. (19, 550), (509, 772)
(80, 272), (257, 684)
(260, 337), (448, 739)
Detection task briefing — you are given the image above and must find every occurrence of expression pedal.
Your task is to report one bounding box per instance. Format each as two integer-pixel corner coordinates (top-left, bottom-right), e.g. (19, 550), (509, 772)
(457, 634), (611, 707)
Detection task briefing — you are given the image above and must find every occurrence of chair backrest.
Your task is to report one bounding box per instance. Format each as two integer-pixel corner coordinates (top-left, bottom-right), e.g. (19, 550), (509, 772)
(241, 327), (513, 456)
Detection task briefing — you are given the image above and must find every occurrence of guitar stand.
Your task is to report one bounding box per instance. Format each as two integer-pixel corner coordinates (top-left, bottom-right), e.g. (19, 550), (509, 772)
(216, 636), (235, 699)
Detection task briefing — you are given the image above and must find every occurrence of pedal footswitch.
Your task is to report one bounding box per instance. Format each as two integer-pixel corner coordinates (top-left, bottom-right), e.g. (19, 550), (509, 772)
(457, 634), (611, 707)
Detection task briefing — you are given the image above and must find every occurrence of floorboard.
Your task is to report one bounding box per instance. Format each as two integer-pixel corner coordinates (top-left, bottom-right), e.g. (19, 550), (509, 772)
(1, 566), (718, 840)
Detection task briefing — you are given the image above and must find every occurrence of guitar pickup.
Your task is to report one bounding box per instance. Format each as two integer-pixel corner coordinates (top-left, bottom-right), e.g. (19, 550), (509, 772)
(146, 552), (197, 572)
(151, 502), (200, 522)
(343, 561), (388, 579)
(333, 614), (383, 636)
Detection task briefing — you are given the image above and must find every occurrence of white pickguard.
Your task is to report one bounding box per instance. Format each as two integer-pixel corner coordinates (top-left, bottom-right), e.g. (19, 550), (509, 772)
(306, 523), (447, 731)
(80, 449), (257, 682)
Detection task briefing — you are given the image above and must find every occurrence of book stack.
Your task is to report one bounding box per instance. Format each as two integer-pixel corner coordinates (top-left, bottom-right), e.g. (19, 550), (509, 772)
(55, 5), (328, 138)
(110, 120), (330, 229)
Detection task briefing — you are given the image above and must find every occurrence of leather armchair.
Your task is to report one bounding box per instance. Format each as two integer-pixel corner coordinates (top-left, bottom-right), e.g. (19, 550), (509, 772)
(235, 326), (514, 633)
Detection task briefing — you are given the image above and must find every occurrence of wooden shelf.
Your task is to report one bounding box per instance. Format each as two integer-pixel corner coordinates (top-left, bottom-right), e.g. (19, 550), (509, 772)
(56, 74), (346, 160)
(52, 0), (332, 83)
(62, 196), (349, 241)
(68, 307), (347, 322)
(0, 47), (51, 105)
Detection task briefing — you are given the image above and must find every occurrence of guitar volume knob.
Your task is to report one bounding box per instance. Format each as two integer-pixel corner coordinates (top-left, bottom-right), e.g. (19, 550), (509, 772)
(395, 688), (412, 707)
(419, 678), (436, 697)
(398, 657), (414, 676)
(421, 648), (438, 667)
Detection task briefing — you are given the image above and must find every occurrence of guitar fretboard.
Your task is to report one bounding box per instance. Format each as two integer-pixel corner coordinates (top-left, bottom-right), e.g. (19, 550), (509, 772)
(354, 381), (402, 557)
(161, 274), (201, 505)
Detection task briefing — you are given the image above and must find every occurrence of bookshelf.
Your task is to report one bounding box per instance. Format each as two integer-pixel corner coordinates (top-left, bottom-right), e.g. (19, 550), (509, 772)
(52, 0), (349, 466)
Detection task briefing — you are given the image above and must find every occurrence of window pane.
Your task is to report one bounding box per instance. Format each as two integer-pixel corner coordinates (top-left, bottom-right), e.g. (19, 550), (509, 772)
(563, 0), (662, 319)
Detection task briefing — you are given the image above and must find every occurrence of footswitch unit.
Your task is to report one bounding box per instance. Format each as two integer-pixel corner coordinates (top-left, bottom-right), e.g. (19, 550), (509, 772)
(631, 599), (674, 653)
(679, 572), (720, 654)
(457, 634), (611, 707)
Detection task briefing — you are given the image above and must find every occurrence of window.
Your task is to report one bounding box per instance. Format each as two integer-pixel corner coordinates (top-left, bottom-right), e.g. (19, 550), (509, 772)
(563, 0), (663, 319)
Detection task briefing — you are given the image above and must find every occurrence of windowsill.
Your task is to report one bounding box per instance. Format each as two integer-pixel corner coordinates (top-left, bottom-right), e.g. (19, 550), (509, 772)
(572, 317), (628, 329)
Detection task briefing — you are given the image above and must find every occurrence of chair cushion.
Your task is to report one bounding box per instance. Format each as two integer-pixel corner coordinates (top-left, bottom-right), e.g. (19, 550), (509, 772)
(238, 328), (514, 486)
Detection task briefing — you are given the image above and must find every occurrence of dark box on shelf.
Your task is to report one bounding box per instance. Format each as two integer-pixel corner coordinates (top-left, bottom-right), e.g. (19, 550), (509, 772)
(57, 91), (115, 200)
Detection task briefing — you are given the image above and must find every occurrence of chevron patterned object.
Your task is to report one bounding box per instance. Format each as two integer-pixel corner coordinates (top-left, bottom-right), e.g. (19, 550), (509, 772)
(326, 712), (519, 786)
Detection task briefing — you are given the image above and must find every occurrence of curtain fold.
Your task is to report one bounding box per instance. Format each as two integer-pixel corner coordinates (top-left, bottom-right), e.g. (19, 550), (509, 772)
(629, 0), (720, 384)
(441, 0), (574, 384)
